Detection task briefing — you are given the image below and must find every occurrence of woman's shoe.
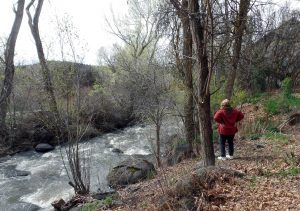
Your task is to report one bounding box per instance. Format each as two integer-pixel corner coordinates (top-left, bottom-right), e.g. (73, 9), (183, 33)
(226, 155), (234, 160)
(217, 156), (226, 161)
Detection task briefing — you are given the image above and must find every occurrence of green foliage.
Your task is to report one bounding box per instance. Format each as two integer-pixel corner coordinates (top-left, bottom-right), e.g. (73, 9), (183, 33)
(245, 93), (266, 104)
(239, 117), (268, 139)
(263, 94), (300, 115)
(249, 176), (257, 189)
(89, 83), (106, 96)
(263, 131), (289, 145)
(277, 167), (300, 177)
(239, 112), (288, 142)
(232, 90), (248, 106)
(281, 77), (292, 98)
(213, 129), (219, 143)
(263, 95), (289, 115)
(80, 201), (100, 211)
(262, 77), (300, 115)
(102, 196), (113, 207)
(211, 90), (225, 112)
(287, 96), (300, 108)
(263, 98), (280, 115)
(81, 197), (114, 211)
(211, 89), (248, 112)
(248, 133), (262, 140)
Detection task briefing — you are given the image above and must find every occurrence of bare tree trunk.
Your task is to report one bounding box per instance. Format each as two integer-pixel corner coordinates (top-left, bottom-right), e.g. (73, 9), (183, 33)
(0, 0), (25, 136)
(225, 0), (251, 99)
(26, 0), (61, 133)
(189, 0), (215, 166)
(181, 0), (195, 154)
(156, 123), (161, 167)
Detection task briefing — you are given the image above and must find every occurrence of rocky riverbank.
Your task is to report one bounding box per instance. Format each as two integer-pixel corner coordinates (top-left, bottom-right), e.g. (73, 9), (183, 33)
(0, 109), (135, 158)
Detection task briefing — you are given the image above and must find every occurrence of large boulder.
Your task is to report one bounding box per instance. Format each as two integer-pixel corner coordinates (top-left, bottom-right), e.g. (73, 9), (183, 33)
(107, 158), (156, 188)
(35, 143), (54, 153)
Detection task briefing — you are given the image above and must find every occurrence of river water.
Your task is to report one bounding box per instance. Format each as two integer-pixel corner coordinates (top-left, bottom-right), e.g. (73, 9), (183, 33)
(0, 122), (181, 211)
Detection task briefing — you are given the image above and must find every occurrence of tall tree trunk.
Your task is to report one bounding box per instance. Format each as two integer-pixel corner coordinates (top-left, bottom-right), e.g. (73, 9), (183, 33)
(26, 0), (61, 133)
(181, 0), (195, 153)
(225, 0), (251, 99)
(0, 0), (25, 136)
(156, 123), (161, 167)
(189, 0), (215, 166)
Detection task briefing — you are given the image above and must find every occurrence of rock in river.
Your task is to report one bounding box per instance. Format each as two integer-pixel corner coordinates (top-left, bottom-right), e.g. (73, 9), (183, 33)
(35, 143), (54, 153)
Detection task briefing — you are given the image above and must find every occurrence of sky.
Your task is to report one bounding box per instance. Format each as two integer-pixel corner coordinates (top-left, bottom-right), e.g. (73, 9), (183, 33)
(0, 0), (300, 65)
(0, 0), (128, 65)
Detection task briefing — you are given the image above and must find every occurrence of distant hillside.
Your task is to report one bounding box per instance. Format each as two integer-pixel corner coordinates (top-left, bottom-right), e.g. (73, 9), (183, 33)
(18, 60), (101, 87)
(240, 18), (300, 91)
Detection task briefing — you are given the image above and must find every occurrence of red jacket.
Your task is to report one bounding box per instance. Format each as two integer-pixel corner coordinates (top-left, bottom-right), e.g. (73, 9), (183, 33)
(214, 108), (244, 135)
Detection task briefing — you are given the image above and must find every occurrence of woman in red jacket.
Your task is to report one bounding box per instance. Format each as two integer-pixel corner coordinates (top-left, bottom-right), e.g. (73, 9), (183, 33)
(214, 99), (244, 160)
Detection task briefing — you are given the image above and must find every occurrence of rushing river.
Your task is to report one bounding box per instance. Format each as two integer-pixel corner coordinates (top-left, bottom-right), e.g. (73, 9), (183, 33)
(0, 122), (181, 211)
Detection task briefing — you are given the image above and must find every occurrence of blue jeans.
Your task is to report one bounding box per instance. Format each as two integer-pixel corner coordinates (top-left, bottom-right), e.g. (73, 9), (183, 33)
(219, 134), (235, 157)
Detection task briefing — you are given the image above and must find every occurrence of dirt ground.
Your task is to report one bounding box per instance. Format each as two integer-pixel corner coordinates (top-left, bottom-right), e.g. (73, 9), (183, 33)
(106, 103), (300, 211)
(109, 133), (300, 210)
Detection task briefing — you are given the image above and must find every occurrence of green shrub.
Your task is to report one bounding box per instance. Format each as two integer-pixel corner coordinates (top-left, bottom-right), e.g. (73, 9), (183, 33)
(287, 96), (300, 108)
(263, 96), (289, 115)
(211, 91), (225, 112)
(80, 196), (114, 211)
(80, 201), (100, 211)
(238, 118), (268, 139)
(263, 131), (289, 145)
(249, 176), (257, 189)
(264, 98), (280, 115)
(246, 93), (266, 104)
(248, 133), (262, 140)
(102, 196), (113, 207)
(277, 167), (300, 177)
(232, 90), (248, 106)
(281, 77), (292, 98)
(211, 89), (248, 111)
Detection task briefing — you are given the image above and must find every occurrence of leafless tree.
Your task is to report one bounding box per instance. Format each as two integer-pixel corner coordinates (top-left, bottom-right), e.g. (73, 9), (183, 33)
(105, 0), (172, 166)
(188, 0), (215, 166)
(53, 15), (92, 194)
(171, 0), (195, 155)
(26, 0), (61, 134)
(106, 0), (162, 60)
(225, 0), (251, 99)
(0, 0), (25, 137)
(171, 0), (216, 166)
